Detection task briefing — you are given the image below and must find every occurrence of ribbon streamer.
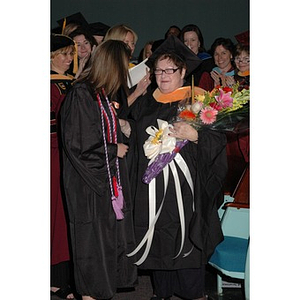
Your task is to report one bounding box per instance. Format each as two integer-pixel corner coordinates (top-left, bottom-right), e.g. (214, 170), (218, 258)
(128, 153), (194, 265)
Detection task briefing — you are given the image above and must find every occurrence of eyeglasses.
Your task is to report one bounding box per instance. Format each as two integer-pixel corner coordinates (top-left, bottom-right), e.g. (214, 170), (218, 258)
(154, 68), (179, 75)
(234, 57), (250, 63)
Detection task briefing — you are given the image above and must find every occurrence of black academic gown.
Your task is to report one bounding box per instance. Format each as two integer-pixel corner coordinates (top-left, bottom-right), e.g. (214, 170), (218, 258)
(60, 81), (137, 299)
(129, 92), (228, 270)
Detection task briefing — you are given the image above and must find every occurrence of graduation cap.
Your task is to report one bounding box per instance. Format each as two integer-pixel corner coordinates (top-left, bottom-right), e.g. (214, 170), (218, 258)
(51, 26), (63, 34)
(146, 35), (201, 77)
(51, 34), (78, 73)
(57, 12), (89, 33)
(88, 22), (110, 37)
(51, 34), (75, 52)
(235, 30), (249, 46)
(151, 39), (164, 53)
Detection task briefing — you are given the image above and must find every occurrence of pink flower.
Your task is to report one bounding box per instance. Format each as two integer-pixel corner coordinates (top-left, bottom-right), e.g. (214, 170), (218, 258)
(215, 89), (233, 108)
(209, 102), (223, 111)
(200, 107), (218, 124)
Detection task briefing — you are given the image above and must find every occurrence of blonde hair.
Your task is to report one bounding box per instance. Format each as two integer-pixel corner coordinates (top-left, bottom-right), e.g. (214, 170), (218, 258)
(83, 40), (130, 99)
(51, 45), (75, 59)
(104, 24), (138, 44)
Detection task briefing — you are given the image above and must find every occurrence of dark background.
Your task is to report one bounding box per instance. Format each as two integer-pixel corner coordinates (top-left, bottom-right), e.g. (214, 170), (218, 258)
(51, 0), (249, 57)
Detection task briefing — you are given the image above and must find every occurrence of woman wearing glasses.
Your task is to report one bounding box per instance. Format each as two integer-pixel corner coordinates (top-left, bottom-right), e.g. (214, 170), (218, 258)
(234, 43), (250, 90)
(129, 36), (227, 300)
(223, 43), (250, 196)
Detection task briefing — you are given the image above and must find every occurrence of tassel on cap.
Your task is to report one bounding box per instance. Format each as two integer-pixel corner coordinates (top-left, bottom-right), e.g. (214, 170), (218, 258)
(62, 18), (67, 34)
(73, 43), (78, 74)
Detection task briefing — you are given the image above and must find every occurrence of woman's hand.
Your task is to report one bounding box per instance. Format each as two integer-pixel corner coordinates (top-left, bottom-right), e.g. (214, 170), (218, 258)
(91, 44), (97, 54)
(224, 75), (235, 87)
(128, 71), (151, 106)
(74, 53), (91, 79)
(136, 71), (151, 96)
(210, 70), (221, 86)
(117, 143), (129, 158)
(169, 122), (198, 143)
(119, 119), (131, 138)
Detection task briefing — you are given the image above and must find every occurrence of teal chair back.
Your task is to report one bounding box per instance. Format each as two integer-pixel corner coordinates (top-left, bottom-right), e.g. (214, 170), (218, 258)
(221, 206), (249, 239)
(209, 204), (250, 295)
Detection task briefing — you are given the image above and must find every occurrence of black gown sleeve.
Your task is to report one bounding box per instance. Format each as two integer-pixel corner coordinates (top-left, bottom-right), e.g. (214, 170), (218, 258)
(189, 129), (228, 263)
(60, 83), (117, 197)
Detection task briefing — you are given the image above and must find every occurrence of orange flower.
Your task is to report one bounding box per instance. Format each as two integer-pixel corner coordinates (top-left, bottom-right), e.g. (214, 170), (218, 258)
(222, 86), (233, 93)
(179, 110), (196, 120)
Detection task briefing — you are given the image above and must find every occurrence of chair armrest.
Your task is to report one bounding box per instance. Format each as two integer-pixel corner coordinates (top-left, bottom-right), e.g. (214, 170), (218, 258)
(225, 202), (250, 209)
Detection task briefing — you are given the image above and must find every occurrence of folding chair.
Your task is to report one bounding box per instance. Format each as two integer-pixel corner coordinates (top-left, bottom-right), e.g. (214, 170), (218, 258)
(209, 202), (249, 298)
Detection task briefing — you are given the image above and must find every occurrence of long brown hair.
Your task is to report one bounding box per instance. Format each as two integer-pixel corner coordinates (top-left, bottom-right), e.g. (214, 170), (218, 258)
(80, 40), (130, 99)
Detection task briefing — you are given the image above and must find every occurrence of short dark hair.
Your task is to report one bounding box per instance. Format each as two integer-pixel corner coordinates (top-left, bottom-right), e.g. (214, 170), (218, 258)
(234, 43), (250, 57)
(180, 24), (206, 52)
(210, 37), (235, 56)
(154, 53), (186, 72)
(164, 25), (181, 39)
(69, 27), (98, 48)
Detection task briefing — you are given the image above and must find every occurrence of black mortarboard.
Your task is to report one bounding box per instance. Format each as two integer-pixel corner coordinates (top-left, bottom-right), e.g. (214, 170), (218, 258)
(51, 34), (75, 52)
(51, 26), (63, 34)
(88, 22), (110, 36)
(151, 39), (164, 53)
(146, 35), (201, 77)
(57, 12), (89, 30)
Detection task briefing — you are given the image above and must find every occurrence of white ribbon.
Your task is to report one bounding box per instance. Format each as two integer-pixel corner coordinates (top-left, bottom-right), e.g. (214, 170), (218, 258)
(128, 152), (195, 265)
(174, 154), (195, 257)
(143, 119), (176, 164)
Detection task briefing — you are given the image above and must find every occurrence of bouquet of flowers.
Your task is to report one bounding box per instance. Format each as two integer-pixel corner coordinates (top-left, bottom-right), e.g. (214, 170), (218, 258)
(142, 83), (250, 184)
(175, 82), (249, 132)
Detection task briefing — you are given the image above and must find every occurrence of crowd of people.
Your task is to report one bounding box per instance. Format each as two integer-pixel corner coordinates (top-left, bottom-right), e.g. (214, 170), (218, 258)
(51, 12), (249, 300)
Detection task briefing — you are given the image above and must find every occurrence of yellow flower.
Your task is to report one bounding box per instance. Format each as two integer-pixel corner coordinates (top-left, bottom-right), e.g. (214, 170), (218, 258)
(151, 129), (163, 145)
(195, 94), (205, 102)
(228, 89), (250, 112)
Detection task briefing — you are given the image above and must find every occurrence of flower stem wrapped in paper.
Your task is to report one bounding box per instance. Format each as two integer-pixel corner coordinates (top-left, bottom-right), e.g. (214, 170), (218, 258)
(176, 82), (250, 133)
(142, 119), (188, 184)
